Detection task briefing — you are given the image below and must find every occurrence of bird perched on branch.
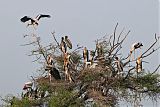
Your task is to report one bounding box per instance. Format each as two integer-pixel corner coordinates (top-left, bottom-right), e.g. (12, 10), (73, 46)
(23, 82), (33, 90)
(60, 37), (67, 53)
(115, 57), (123, 75)
(20, 14), (51, 28)
(90, 50), (95, 63)
(136, 56), (142, 73)
(65, 36), (72, 49)
(129, 42), (143, 60)
(83, 47), (89, 62)
(50, 67), (61, 80)
(63, 52), (73, 82)
(45, 54), (61, 81)
(96, 42), (103, 57)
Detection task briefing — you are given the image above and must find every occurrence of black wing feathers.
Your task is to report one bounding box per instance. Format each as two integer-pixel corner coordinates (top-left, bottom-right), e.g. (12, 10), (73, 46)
(20, 16), (32, 22)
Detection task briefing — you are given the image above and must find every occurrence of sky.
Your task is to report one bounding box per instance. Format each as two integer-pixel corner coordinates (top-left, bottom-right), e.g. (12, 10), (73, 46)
(0, 0), (159, 106)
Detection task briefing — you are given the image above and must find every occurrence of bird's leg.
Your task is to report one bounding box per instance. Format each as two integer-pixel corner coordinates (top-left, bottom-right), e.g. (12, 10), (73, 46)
(68, 72), (72, 83)
(49, 72), (52, 83)
(128, 51), (132, 61)
(132, 50), (135, 61)
(64, 66), (68, 81)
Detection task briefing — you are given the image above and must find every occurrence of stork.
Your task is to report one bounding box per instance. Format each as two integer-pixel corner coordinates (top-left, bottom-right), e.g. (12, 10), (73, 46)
(129, 42), (143, 60)
(90, 50), (95, 63)
(65, 36), (72, 49)
(20, 14), (51, 28)
(60, 37), (67, 54)
(96, 42), (103, 57)
(47, 54), (53, 65)
(46, 54), (54, 82)
(115, 57), (123, 75)
(50, 67), (61, 80)
(136, 56), (142, 73)
(23, 81), (33, 90)
(22, 81), (33, 99)
(83, 47), (89, 63)
(63, 52), (73, 82)
(45, 54), (53, 70)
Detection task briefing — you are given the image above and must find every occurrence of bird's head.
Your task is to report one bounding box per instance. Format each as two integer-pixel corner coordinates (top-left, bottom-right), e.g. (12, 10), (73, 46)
(84, 47), (87, 50)
(61, 37), (64, 41)
(65, 36), (68, 39)
(115, 57), (119, 60)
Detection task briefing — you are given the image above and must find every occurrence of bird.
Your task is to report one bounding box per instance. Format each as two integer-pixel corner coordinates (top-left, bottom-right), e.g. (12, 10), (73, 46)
(83, 47), (89, 62)
(45, 54), (54, 71)
(136, 56), (142, 73)
(96, 42), (103, 57)
(63, 52), (73, 82)
(23, 82), (33, 90)
(90, 50), (95, 63)
(20, 14), (51, 28)
(47, 54), (53, 66)
(50, 67), (61, 80)
(115, 57), (123, 75)
(64, 36), (72, 49)
(60, 37), (67, 53)
(129, 42), (143, 60)
(130, 42), (143, 51)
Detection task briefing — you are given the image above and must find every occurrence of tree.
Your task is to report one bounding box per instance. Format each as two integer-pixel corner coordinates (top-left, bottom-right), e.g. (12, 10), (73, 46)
(1, 23), (160, 107)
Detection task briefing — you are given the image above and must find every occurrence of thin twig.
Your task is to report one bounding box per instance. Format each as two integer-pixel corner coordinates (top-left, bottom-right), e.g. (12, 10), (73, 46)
(113, 23), (118, 46)
(51, 32), (60, 47)
(142, 34), (159, 57)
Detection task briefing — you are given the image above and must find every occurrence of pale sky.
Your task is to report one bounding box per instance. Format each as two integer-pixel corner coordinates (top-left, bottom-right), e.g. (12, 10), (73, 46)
(0, 0), (159, 106)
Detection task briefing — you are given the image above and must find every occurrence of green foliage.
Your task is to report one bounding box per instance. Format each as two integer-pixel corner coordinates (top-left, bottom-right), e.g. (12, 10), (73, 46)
(81, 70), (103, 83)
(136, 73), (160, 92)
(49, 87), (83, 107)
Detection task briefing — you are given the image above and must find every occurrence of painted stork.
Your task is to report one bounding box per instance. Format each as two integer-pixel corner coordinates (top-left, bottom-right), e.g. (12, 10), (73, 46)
(136, 56), (142, 73)
(96, 42), (103, 57)
(129, 42), (143, 60)
(115, 57), (123, 74)
(63, 52), (73, 82)
(90, 50), (95, 63)
(65, 36), (72, 49)
(20, 14), (51, 28)
(23, 82), (33, 90)
(47, 54), (53, 66)
(60, 37), (67, 53)
(83, 47), (89, 62)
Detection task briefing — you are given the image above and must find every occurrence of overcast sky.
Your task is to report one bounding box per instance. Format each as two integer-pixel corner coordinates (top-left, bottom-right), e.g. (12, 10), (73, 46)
(0, 0), (159, 106)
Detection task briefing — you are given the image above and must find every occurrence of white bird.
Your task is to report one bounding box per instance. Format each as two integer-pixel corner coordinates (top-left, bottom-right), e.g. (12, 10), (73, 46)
(20, 14), (51, 28)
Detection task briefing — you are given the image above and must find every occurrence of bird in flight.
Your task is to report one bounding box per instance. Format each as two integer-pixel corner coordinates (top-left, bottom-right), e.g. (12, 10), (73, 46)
(20, 14), (51, 28)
